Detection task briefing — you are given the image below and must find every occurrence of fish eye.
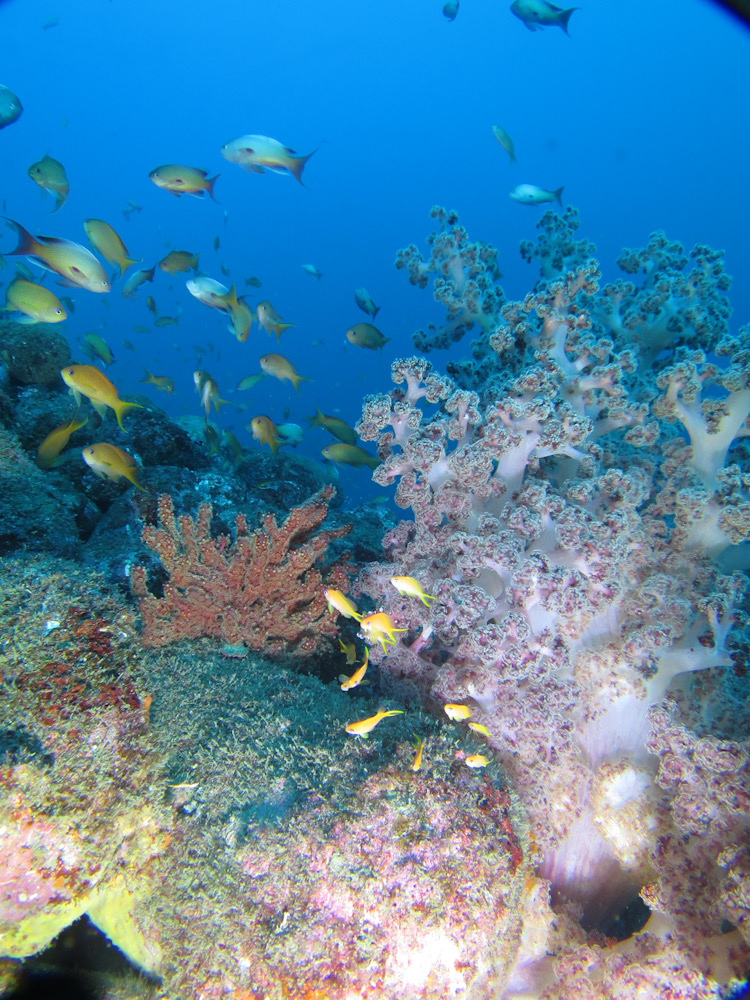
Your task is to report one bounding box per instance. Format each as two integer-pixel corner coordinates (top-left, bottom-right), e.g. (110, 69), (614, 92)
(244, 147), (254, 154)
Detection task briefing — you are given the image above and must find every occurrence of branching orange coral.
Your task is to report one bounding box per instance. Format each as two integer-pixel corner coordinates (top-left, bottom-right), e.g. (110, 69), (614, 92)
(131, 486), (352, 655)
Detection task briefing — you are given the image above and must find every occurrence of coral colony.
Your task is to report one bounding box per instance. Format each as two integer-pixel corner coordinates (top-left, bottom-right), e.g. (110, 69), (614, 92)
(356, 206), (750, 992)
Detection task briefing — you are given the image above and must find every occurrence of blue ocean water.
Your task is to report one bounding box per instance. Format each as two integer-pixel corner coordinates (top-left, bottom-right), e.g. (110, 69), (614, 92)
(1, 0), (748, 503)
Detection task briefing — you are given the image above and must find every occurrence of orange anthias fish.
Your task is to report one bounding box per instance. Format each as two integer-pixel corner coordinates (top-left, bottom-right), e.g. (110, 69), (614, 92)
(61, 365), (143, 431)
(36, 414), (88, 469)
(359, 612), (407, 651)
(82, 442), (146, 491)
(256, 300), (295, 341)
(249, 414), (282, 456)
(324, 589), (361, 621)
(194, 370), (228, 417)
(5, 219), (110, 292)
(149, 164), (219, 201)
(345, 708), (403, 738)
(412, 737), (425, 772)
(259, 353), (311, 393)
(340, 647), (369, 692)
(390, 576), (436, 606)
(444, 704), (472, 721)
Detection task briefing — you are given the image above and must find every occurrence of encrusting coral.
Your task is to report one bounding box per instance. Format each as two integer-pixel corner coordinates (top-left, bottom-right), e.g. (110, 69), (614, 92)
(131, 485), (352, 655)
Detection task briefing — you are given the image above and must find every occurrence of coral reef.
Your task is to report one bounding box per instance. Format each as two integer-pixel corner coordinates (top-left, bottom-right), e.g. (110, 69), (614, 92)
(357, 208), (750, 992)
(131, 485), (353, 655)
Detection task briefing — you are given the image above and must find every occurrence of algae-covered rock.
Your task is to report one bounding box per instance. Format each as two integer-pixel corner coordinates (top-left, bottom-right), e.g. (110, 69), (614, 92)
(0, 320), (71, 386)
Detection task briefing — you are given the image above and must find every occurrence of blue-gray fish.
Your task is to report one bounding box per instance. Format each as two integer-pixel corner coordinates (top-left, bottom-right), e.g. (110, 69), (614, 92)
(510, 183), (564, 206)
(510, 0), (577, 34)
(0, 85), (23, 130)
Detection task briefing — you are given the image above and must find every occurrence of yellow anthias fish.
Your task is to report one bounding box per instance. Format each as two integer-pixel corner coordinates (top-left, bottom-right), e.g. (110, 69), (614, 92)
(345, 708), (403, 738)
(228, 295), (254, 343)
(82, 442), (146, 491)
(412, 738), (424, 772)
(307, 408), (356, 445)
(259, 353), (311, 393)
(465, 754), (490, 769)
(61, 365), (143, 431)
(492, 124), (517, 164)
(159, 250), (199, 274)
(140, 370), (174, 393)
(27, 154), (69, 212)
(249, 414), (282, 456)
(324, 589), (361, 621)
(154, 316), (179, 327)
(36, 414), (88, 469)
(338, 638), (357, 665)
(359, 611), (407, 651)
(346, 322), (390, 351)
(221, 134), (318, 186)
(256, 300), (295, 341)
(3, 277), (66, 323)
(6, 220), (110, 292)
(468, 722), (491, 738)
(194, 370), (228, 417)
(321, 443), (379, 470)
(83, 219), (139, 277)
(340, 647), (369, 692)
(149, 164), (219, 201)
(82, 331), (115, 366)
(390, 576), (436, 606)
(444, 704), (472, 721)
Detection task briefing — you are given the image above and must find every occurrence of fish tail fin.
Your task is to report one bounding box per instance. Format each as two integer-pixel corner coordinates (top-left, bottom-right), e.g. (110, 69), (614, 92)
(288, 146), (319, 186)
(509, 150), (518, 164)
(553, 186), (564, 206)
(372, 304), (381, 318)
(308, 407), (324, 428)
(212, 396), (231, 415)
(205, 175), (221, 202)
(290, 374), (312, 393)
(113, 399), (144, 431)
(273, 322), (295, 341)
(268, 435), (282, 457)
(4, 218), (39, 257)
(223, 284), (240, 313)
(120, 256), (141, 276)
(559, 9), (577, 34)
(127, 469), (148, 492)
(366, 456), (381, 470)
(52, 193), (66, 213)
(141, 369), (154, 383)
